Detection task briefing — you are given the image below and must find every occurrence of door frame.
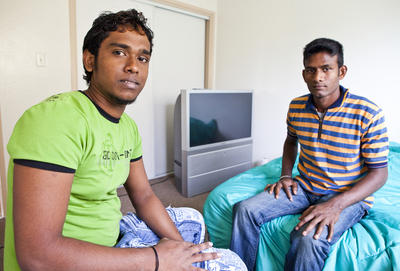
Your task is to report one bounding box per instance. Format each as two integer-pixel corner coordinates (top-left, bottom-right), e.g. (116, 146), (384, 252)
(0, 108), (7, 218)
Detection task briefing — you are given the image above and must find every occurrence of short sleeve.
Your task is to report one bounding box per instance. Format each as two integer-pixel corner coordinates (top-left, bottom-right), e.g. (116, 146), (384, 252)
(361, 109), (389, 168)
(7, 100), (86, 170)
(286, 106), (297, 138)
(126, 117), (143, 162)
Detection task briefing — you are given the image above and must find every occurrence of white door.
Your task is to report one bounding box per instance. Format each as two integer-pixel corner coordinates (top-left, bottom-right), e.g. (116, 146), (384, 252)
(151, 7), (205, 177)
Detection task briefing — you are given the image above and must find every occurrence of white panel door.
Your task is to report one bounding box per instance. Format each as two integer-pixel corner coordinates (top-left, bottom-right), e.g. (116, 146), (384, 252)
(151, 7), (205, 177)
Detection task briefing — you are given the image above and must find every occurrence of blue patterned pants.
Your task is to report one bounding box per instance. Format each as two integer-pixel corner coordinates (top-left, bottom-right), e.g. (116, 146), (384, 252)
(116, 207), (247, 270)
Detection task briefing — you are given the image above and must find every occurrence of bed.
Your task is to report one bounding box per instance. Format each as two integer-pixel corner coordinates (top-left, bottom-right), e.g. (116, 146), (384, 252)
(203, 142), (400, 270)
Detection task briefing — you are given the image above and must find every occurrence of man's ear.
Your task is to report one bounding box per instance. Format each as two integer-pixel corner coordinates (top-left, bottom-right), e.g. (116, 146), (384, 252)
(83, 49), (95, 72)
(339, 65), (347, 80)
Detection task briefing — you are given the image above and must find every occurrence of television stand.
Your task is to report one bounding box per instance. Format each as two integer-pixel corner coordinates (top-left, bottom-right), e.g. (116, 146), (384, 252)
(174, 140), (253, 197)
(173, 90), (253, 197)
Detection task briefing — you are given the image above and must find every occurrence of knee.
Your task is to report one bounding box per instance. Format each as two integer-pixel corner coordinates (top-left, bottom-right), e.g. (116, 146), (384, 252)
(291, 230), (319, 246)
(172, 207), (203, 219)
(232, 200), (257, 222)
(285, 229), (330, 270)
(289, 228), (330, 255)
(205, 248), (248, 270)
(168, 207), (206, 243)
(233, 200), (248, 217)
(182, 206), (203, 218)
(170, 206), (204, 224)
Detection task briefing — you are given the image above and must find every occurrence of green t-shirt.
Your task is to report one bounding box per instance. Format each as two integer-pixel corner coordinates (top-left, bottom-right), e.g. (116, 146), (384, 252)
(4, 91), (142, 270)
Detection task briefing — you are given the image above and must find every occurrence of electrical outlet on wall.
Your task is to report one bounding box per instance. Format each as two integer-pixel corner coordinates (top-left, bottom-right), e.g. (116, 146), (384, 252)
(36, 52), (47, 67)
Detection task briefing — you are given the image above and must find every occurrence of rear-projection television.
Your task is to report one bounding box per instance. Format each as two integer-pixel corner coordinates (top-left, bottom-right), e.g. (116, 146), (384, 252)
(174, 89), (253, 197)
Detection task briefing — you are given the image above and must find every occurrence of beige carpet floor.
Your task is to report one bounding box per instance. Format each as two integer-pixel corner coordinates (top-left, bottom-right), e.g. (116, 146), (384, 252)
(119, 175), (210, 215)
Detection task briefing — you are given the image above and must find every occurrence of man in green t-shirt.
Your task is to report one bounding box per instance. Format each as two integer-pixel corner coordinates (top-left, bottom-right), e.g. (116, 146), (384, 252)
(4, 9), (246, 271)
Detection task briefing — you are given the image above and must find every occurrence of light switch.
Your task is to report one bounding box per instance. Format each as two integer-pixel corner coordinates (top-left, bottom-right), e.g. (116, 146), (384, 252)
(36, 52), (47, 67)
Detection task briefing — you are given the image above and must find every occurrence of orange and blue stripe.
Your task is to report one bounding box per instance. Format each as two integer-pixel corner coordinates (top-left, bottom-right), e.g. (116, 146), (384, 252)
(287, 86), (389, 206)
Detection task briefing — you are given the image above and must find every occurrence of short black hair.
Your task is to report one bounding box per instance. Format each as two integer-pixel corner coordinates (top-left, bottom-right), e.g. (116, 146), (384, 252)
(303, 38), (344, 67)
(82, 9), (154, 84)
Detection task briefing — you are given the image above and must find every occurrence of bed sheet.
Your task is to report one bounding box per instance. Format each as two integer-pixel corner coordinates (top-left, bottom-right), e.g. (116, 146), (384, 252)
(204, 142), (400, 270)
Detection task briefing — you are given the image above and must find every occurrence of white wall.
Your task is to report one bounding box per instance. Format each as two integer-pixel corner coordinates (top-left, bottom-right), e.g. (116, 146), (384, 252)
(215, 0), (400, 163)
(0, 0), (72, 216)
(0, 0), (72, 171)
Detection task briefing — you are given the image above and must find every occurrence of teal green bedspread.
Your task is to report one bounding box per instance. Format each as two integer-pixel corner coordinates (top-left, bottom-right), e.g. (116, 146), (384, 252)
(204, 142), (400, 270)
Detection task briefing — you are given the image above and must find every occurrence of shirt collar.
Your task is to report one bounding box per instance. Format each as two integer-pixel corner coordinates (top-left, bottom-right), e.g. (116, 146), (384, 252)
(305, 85), (348, 111)
(79, 91), (120, 123)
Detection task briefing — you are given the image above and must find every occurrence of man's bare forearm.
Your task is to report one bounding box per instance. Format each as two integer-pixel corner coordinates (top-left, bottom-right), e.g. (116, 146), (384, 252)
(295, 166), (388, 240)
(124, 159), (183, 241)
(281, 135), (298, 177)
(130, 190), (183, 241)
(327, 167), (388, 210)
(17, 236), (155, 271)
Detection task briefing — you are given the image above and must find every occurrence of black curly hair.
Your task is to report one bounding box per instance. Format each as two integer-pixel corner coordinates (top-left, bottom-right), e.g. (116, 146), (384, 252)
(82, 9), (154, 84)
(303, 38), (344, 68)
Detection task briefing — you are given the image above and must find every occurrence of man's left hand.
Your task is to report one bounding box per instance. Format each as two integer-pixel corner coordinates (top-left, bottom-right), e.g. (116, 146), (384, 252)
(295, 200), (342, 242)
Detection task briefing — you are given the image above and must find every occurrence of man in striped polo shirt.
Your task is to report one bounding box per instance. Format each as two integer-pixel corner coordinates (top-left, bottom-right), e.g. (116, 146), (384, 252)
(230, 38), (389, 271)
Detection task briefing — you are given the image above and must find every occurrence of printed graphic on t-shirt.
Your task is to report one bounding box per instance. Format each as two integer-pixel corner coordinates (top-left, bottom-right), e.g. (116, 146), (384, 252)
(45, 94), (62, 102)
(99, 133), (132, 172)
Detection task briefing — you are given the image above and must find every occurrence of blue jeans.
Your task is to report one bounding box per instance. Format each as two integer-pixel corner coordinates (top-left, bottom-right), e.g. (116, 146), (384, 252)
(116, 207), (247, 270)
(230, 184), (369, 271)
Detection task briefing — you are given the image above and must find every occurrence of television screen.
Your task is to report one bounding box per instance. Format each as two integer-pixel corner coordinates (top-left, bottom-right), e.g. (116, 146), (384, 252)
(189, 92), (252, 147)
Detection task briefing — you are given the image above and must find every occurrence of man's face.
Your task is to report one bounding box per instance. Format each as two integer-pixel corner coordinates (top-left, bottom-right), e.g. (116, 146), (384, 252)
(302, 52), (346, 104)
(84, 27), (151, 105)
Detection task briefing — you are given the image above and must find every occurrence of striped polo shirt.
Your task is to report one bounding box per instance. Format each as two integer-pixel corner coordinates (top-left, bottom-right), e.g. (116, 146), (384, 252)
(287, 86), (389, 206)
